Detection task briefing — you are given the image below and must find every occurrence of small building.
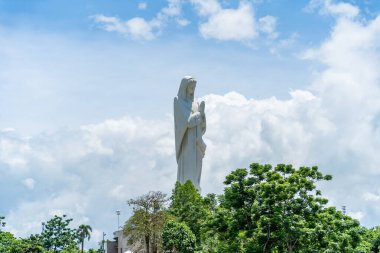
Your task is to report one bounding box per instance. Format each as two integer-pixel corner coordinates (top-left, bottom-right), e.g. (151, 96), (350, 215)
(106, 230), (129, 253)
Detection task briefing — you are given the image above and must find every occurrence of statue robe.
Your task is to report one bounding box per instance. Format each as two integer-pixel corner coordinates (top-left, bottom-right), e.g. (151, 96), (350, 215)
(174, 96), (204, 191)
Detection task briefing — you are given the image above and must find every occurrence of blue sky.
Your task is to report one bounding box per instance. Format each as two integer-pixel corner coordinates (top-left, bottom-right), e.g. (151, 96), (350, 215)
(1, 0), (380, 249)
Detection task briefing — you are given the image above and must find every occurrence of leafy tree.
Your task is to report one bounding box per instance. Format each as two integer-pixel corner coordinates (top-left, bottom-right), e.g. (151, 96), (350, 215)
(18, 234), (45, 253)
(360, 226), (380, 253)
(370, 226), (380, 253)
(77, 224), (92, 253)
(0, 231), (17, 253)
(0, 232), (45, 253)
(88, 249), (103, 253)
(41, 214), (78, 252)
(169, 180), (208, 245)
(304, 206), (365, 252)
(203, 163), (369, 252)
(61, 243), (81, 253)
(124, 191), (169, 253)
(162, 220), (196, 253)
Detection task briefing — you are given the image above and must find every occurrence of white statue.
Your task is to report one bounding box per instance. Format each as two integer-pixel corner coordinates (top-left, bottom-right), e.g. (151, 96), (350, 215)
(174, 76), (206, 191)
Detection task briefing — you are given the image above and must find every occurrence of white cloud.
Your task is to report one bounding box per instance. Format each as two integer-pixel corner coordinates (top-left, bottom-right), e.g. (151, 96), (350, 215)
(270, 33), (298, 55)
(191, 1), (279, 42)
(190, 0), (221, 16)
(347, 211), (364, 221)
(199, 2), (257, 41)
(259, 15), (278, 39)
(296, 2), (380, 226)
(22, 178), (36, 190)
(92, 15), (157, 40)
(93, 0), (279, 43)
(161, 0), (182, 16)
(176, 18), (190, 27)
(92, 0), (183, 40)
(363, 192), (380, 202)
(138, 2), (147, 10)
(306, 0), (360, 19)
(0, 136), (31, 170)
(6, 190), (89, 235)
(302, 14), (380, 143)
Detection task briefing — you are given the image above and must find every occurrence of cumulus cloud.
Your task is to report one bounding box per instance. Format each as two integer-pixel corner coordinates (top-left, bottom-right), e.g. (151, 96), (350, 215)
(347, 211), (364, 221)
(259, 15), (278, 39)
(190, 0), (221, 16)
(138, 2), (147, 10)
(306, 0), (360, 19)
(363, 192), (380, 202)
(92, 15), (158, 40)
(190, 1), (279, 42)
(161, 0), (182, 16)
(198, 2), (257, 41)
(0, 132), (31, 171)
(297, 0), (380, 224)
(92, 0), (182, 40)
(302, 9), (380, 163)
(176, 18), (190, 27)
(270, 33), (298, 55)
(6, 92), (326, 243)
(22, 178), (36, 190)
(92, 0), (279, 43)
(2, 116), (176, 246)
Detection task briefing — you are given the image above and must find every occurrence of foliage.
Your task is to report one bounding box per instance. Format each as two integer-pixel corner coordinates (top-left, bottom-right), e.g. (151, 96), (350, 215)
(0, 231), (18, 253)
(87, 249), (103, 253)
(306, 206), (365, 252)
(77, 224), (92, 253)
(0, 232), (45, 253)
(169, 180), (209, 245)
(124, 191), (170, 253)
(371, 227), (380, 253)
(200, 163), (371, 253)
(41, 214), (79, 253)
(361, 226), (380, 253)
(0, 215), (96, 253)
(61, 243), (81, 253)
(162, 220), (196, 253)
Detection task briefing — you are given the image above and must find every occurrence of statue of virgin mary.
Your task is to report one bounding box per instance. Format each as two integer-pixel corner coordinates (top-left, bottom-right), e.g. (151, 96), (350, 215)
(174, 76), (206, 191)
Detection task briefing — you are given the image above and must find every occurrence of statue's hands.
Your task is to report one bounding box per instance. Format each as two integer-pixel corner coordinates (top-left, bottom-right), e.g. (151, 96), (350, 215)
(188, 112), (201, 128)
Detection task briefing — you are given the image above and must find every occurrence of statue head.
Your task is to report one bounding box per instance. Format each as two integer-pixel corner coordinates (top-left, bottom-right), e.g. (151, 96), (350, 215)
(178, 76), (197, 101)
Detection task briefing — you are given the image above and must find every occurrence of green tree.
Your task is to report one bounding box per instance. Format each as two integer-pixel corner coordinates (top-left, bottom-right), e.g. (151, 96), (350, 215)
(203, 163), (368, 252)
(162, 220), (196, 253)
(88, 249), (103, 253)
(41, 214), (78, 252)
(18, 234), (45, 253)
(124, 191), (169, 253)
(304, 206), (365, 252)
(61, 243), (81, 253)
(77, 224), (92, 253)
(358, 226), (380, 253)
(0, 231), (17, 253)
(169, 180), (208, 245)
(0, 232), (45, 253)
(370, 226), (380, 253)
